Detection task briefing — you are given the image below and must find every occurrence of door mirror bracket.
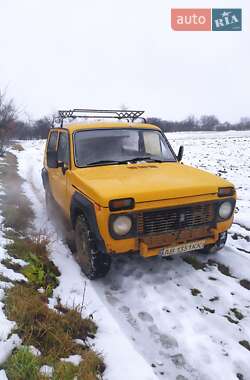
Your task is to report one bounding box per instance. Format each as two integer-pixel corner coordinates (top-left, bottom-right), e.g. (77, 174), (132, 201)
(177, 146), (184, 162)
(58, 161), (68, 175)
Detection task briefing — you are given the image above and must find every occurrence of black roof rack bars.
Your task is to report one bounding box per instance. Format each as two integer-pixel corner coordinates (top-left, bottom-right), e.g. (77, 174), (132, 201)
(53, 108), (145, 127)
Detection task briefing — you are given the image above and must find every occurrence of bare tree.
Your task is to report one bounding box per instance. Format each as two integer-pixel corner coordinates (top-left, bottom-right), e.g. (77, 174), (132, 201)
(0, 90), (16, 156)
(200, 115), (219, 130)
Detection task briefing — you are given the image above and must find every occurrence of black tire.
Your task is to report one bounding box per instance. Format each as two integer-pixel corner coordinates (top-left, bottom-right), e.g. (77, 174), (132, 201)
(75, 214), (111, 280)
(201, 231), (228, 254)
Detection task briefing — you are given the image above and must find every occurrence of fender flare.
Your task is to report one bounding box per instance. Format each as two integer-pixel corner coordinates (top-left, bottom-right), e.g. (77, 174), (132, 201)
(70, 191), (107, 254)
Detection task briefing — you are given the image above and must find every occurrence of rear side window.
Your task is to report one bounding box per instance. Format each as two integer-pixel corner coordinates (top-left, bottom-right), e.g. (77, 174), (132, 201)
(57, 132), (70, 165)
(47, 131), (58, 152)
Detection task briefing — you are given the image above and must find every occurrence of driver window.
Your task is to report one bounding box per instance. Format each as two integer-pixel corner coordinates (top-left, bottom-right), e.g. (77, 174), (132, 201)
(47, 131), (58, 152)
(143, 131), (161, 156)
(57, 132), (70, 166)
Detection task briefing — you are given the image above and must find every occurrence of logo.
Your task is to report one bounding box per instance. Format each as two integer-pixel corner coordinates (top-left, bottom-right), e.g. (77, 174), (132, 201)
(212, 9), (242, 31)
(171, 8), (242, 32)
(171, 9), (211, 31)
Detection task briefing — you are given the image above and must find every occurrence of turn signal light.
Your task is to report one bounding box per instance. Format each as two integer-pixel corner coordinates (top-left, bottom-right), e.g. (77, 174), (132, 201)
(218, 187), (235, 197)
(109, 198), (135, 211)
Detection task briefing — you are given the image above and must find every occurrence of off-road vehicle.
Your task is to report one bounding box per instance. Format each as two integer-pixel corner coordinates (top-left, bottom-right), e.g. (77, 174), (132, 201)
(42, 109), (236, 279)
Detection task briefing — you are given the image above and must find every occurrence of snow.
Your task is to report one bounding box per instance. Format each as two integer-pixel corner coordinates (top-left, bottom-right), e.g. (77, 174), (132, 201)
(61, 354), (82, 365)
(28, 345), (41, 357)
(40, 365), (53, 377)
(12, 132), (250, 380)
(0, 370), (8, 380)
(0, 334), (22, 365)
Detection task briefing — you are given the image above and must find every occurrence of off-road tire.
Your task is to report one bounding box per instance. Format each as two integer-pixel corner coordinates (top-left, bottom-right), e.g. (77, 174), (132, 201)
(75, 214), (111, 280)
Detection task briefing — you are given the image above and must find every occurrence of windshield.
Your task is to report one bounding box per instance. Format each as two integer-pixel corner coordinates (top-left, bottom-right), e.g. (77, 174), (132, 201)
(74, 128), (176, 167)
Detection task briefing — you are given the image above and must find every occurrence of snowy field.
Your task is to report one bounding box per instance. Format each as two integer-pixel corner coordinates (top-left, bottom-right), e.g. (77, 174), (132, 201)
(3, 130), (250, 380)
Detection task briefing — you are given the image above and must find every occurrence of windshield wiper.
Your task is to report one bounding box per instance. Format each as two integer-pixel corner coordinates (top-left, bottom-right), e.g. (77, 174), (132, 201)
(86, 157), (164, 167)
(87, 160), (121, 166)
(118, 156), (164, 164)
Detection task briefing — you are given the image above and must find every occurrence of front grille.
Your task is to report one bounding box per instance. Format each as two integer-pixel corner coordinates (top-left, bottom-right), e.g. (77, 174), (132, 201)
(138, 203), (215, 235)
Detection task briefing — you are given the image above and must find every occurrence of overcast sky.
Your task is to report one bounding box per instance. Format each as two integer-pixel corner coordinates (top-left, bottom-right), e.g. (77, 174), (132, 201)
(0, 0), (249, 122)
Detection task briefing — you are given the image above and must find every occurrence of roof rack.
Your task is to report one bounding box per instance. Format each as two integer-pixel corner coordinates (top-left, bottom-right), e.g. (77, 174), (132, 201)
(53, 108), (145, 127)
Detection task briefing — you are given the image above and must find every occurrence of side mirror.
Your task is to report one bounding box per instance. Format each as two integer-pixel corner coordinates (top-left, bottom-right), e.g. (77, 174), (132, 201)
(47, 151), (58, 168)
(177, 146), (184, 162)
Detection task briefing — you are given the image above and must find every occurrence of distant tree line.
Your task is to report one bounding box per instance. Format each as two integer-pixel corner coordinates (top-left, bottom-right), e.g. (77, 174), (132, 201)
(147, 115), (250, 132)
(1, 90), (250, 157)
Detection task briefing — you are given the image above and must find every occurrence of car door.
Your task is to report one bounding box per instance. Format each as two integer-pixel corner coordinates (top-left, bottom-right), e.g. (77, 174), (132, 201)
(52, 130), (70, 213)
(46, 130), (59, 198)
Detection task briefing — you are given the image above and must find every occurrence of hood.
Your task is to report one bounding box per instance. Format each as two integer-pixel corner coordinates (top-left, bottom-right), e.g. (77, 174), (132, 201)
(73, 163), (233, 207)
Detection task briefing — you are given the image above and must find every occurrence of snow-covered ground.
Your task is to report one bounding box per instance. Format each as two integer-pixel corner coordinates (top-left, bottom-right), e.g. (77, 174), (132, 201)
(9, 131), (250, 380)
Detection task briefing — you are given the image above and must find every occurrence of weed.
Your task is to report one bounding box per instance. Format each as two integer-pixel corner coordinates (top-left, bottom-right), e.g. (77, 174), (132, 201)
(203, 306), (215, 314)
(191, 288), (201, 296)
(183, 256), (207, 271)
(21, 252), (59, 297)
(6, 236), (60, 296)
(4, 346), (40, 380)
(231, 308), (244, 321)
(52, 362), (78, 380)
(208, 259), (233, 278)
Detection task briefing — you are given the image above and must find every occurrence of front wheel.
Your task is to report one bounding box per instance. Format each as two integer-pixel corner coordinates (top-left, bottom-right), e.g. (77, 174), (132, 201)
(201, 231), (228, 254)
(75, 215), (111, 280)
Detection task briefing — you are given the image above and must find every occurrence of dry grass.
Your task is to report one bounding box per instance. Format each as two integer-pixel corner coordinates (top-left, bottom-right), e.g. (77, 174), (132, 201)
(5, 284), (100, 365)
(78, 351), (105, 380)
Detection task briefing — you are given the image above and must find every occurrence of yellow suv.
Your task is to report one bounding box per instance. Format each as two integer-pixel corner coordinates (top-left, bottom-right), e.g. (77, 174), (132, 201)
(42, 109), (236, 279)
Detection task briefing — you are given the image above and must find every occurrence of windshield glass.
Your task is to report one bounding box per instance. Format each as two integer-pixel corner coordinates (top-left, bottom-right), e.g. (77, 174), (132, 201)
(74, 128), (176, 167)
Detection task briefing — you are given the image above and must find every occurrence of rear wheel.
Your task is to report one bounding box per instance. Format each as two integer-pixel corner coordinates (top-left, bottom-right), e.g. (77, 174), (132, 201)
(75, 215), (111, 280)
(201, 231), (228, 254)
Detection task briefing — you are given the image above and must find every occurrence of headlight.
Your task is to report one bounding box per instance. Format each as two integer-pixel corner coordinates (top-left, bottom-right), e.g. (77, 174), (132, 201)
(218, 201), (233, 219)
(113, 216), (132, 236)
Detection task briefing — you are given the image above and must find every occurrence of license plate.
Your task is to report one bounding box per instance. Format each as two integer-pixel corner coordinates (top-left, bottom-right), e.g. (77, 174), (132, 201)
(160, 240), (206, 257)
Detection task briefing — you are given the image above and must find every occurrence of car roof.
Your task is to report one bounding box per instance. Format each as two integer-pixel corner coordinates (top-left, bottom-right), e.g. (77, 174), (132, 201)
(52, 121), (161, 133)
